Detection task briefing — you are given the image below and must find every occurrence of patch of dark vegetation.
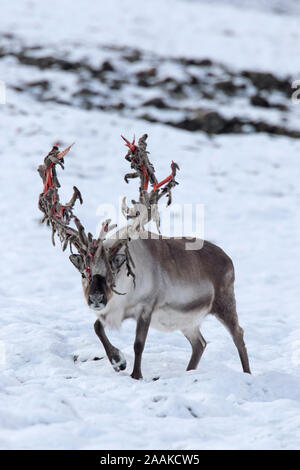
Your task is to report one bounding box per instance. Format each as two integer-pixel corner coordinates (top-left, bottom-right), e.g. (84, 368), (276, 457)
(72, 88), (100, 97)
(26, 80), (50, 91)
(1, 40), (297, 138)
(170, 111), (226, 134)
(242, 70), (292, 96)
(167, 112), (300, 138)
(15, 52), (82, 71)
(250, 94), (287, 111)
(122, 49), (142, 63)
(178, 57), (213, 67)
(216, 80), (246, 96)
(142, 97), (168, 109)
(101, 60), (115, 72)
(138, 113), (159, 124)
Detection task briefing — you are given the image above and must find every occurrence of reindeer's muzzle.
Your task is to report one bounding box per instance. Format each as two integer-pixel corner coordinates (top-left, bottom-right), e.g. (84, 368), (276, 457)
(88, 275), (107, 310)
(89, 293), (106, 309)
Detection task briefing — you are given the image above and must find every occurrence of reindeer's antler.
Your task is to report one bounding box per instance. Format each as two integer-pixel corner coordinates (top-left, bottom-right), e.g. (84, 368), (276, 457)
(121, 133), (179, 233)
(38, 144), (85, 250)
(38, 143), (135, 294)
(38, 143), (90, 254)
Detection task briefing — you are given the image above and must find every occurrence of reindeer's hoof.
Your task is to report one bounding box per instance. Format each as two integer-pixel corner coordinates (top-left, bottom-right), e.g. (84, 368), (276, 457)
(111, 351), (126, 372)
(131, 371), (143, 380)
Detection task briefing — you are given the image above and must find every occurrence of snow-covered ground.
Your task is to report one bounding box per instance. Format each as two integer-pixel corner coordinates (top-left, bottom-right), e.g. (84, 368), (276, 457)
(0, 0), (299, 450)
(2, 0), (300, 74)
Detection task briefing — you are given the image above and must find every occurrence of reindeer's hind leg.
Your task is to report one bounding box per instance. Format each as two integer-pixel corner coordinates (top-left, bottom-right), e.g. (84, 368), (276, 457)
(212, 291), (251, 374)
(183, 328), (207, 371)
(94, 319), (126, 372)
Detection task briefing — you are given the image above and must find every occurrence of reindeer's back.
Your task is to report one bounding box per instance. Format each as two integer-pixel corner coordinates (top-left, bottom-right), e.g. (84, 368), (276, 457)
(131, 233), (234, 291)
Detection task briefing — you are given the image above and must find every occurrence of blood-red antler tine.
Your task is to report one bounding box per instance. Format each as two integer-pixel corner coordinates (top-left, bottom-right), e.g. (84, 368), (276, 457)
(121, 135), (136, 153)
(57, 142), (75, 160)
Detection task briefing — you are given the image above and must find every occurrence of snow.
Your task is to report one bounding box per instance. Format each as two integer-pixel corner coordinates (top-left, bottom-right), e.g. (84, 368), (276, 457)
(0, 0), (300, 450)
(2, 0), (300, 75)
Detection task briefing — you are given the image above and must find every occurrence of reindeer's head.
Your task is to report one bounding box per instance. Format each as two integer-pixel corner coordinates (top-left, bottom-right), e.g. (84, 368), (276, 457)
(38, 135), (178, 311)
(70, 252), (127, 309)
(68, 225), (130, 311)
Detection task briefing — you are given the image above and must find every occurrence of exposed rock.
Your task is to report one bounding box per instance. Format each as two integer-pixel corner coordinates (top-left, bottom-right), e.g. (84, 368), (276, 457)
(169, 82), (185, 96)
(251, 94), (270, 108)
(216, 80), (245, 96)
(171, 111), (226, 134)
(168, 112), (300, 138)
(242, 70), (291, 95)
(100, 60), (114, 72)
(251, 120), (300, 138)
(108, 80), (123, 90)
(123, 49), (141, 63)
(138, 113), (159, 123)
(72, 88), (99, 97)
(136, 67), (157, 78)
(26, 80), (50, 91)
(15, 53), (82, 71)
(251, 94), (288, 111)
(142, 97), (168, 109)
(178, 57), (212, 67)
(136, 68), (157, 87)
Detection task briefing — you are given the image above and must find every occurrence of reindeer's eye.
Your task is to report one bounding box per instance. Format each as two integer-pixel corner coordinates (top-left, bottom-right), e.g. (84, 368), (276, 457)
(111, 253), (126, 271)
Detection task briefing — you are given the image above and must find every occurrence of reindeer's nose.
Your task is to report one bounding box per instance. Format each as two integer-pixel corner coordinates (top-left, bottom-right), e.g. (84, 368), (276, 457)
(89, 293), (105, 308)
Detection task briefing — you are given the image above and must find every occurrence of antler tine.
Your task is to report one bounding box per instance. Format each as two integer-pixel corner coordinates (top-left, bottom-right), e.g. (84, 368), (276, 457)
(98, 218), (112, 241)
(95, 219), (117, 258)
(57, 142), (75, 160)
(66, 186), (83, 208)
(74, 217), (89, 249)
(121, 135), (136, 153)
(121, 196), (140, 220)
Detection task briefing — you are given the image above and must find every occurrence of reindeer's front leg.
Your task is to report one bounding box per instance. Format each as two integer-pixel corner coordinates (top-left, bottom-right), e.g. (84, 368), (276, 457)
(94, 319), (126, 372)
(131, 312), (152, 380)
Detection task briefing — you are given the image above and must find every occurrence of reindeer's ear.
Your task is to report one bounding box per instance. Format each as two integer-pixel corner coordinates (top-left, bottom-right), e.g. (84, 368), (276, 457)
(69, 254), (85, 272)
(111, 253), (126, 271)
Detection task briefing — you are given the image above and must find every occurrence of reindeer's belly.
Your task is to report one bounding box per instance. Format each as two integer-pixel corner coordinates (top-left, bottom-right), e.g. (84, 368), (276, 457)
(150, 305), (210, 332)
(150, 281), (214, 332)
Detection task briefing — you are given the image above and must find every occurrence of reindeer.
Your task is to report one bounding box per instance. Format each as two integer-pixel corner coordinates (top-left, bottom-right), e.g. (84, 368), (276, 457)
(38, 135), (251, 379)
